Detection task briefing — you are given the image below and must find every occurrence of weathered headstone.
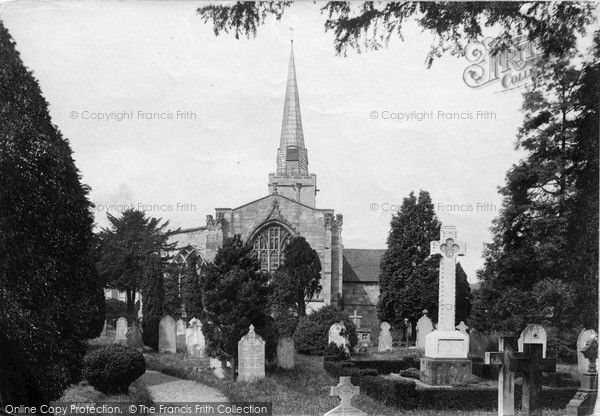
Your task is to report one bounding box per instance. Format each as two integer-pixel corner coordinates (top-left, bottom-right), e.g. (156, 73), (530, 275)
(518, 324), (547, 358)
(485, 336), (517, 416)
(328, 322), (348, 351)
(126, 321), (144, 350)
(115, 317), (128, 344)
(456, 321), (469, 336)
(421, 225), (471, 386)
(100, 319), (107, 337)
(176, 318), (187, 353)
(209, 357), (225, 379)
(158, 315), (176, 353)
(378, 322), (393, 352)
(277, 337), (295, 369)
(487, 342), (556, 416)
(566, 331), (598, 416)
(415, 310), (434, 349)
(186, 318), (205, 357)
(324, 376), (366, 416)
(576, 329), (597, 375)
(237, 325), (265, 382)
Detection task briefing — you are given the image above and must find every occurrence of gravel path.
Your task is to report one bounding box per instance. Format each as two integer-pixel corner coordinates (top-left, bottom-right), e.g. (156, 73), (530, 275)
(140, 371), (228, 415)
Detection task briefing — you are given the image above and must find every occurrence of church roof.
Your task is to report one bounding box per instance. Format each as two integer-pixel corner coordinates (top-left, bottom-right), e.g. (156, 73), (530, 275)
(343, 249), (386, 283)
(276, 41), (309, 177)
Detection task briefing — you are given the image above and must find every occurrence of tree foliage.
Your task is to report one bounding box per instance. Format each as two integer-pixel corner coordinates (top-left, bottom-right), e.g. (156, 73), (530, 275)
(0, 19), (104, 401)
(198, 2), (596, 66)
(377, 191), (441, 326)
(280, 236), (322, 317)
(140, 254), (165, 351)
(470, 34), (599, 342)
(294, 305), (358, 355)
(97, 209), (175, 322)
(199, 235), (276, 367)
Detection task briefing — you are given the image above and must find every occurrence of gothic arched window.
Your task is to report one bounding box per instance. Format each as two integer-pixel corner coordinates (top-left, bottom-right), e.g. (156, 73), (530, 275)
(251, 224), (293, 272)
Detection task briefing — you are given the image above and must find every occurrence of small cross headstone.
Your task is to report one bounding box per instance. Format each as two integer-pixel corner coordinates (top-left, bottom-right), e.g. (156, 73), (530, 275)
(456, 321), (469, 336)
(158, 315), (176, 353)
(277, 337), (295, 369)
(176, 318), (187, 353)
(237, 325), (265, 382)
(415, 310), (434, 349)
(115, 317), (127, 344)
(126, 321), (144, 350)
(485, 336), (517, 416)
(324, 376), (366, 416)
(378, 322), (393, 352)
(487, 341), (556, 416)
(518, 324), (547, 358)
(349, 310), (362, 328)
(328, 322), (348, 351)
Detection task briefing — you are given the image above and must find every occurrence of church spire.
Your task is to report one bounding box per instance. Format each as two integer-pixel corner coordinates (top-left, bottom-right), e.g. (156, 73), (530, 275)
(276, 41), (309, 177)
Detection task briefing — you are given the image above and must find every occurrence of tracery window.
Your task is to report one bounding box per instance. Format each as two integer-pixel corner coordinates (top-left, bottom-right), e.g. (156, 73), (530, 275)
(252, 224), (293, 272)
(173, 246), (200, 270)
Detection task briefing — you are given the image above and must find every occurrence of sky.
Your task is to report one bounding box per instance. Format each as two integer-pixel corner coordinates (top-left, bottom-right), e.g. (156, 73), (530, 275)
(1, 1), (595, 282)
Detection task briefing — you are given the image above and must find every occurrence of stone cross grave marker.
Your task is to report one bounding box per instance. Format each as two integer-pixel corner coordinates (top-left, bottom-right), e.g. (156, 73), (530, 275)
(277, 337), (295, 369)
(186, 318), (205, 357)
(349, 310), (362, 328)
(115, 317), (127, 344)
(426, 225), (468, 358)
(237, 325), (265, 382)
(576, 329), (597, 375)
(487, 342), (556, 416)
(378, 322), (393, 352)
(485, 336), (517, 416)
(324, 376), (366, 416)
(430, 226), (466, 332)
(158, 315), (176, 353)
(176, 318), (187, 353)
(126, 321), (144, 350)
(456, 321), (469, 336)
(518, 324), (547, 358)
(328, 322), (348, 351)
(416, 310), (434, 349)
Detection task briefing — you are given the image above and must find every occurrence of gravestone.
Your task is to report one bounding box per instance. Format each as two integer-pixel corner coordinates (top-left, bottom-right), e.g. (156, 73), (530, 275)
(277, 337), (295, 369)
(576, 329), (597, 375)
(566, 330), (598, 416)
(487, 341), (556, 416)
(518, 324), (547, 358)
(378, 322), (393, 352)
(101, 319), (107, 337)
(421, 225), (471, 386)
(176, 318), (187, 353)
(485, 336), (517, 416)
(209, 357), (225, 379)
(186, 318), (205, 357)
(237, 325), (265, 382)
(158, 315), (176, 353)
(456, 321), (469, 336)
(324, 376), (366, 416)
(126, 321), (144, 350)
(328, 322), (348, 351)
(403, 318), (413, 344)
(416, 310), (434, 349)
(115, 317), (128, 344)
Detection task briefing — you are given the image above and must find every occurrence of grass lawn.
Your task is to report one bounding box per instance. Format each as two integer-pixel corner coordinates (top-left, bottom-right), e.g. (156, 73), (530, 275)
(144, 352), (571, 416)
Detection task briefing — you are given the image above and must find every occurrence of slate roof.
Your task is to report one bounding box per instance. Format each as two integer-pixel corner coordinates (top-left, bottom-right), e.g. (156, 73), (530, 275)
(343, 249), (386, 283)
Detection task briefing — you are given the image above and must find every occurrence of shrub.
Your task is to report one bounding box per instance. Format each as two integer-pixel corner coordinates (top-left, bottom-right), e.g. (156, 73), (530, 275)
(360, 376), (417, 408)
(83, 344), (146, 394)
(324, 342), (350, 360)
(351, 359), (414, 374)
(294, 305), (358, 355)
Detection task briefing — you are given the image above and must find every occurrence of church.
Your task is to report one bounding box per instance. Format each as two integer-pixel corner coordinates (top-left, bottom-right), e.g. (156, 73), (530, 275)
(167, 44), (385, 340)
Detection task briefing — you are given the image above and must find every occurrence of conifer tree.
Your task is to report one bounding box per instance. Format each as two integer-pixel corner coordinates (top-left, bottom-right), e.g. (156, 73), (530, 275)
(0, 19), (103, 401)
(140, 254), (165, 350)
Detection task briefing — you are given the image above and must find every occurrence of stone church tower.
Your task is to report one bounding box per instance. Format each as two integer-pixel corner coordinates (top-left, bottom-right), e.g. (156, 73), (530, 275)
(167, 43), (384, 336)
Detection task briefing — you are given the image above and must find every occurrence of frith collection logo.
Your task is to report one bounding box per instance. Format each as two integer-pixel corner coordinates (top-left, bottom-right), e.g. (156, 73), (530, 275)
(463, 36), (543, 91)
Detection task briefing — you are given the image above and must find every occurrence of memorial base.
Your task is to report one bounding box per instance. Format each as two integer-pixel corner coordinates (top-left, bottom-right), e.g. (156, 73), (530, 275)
(566, 372), (598, 416)
(420, 357), (472, 386)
